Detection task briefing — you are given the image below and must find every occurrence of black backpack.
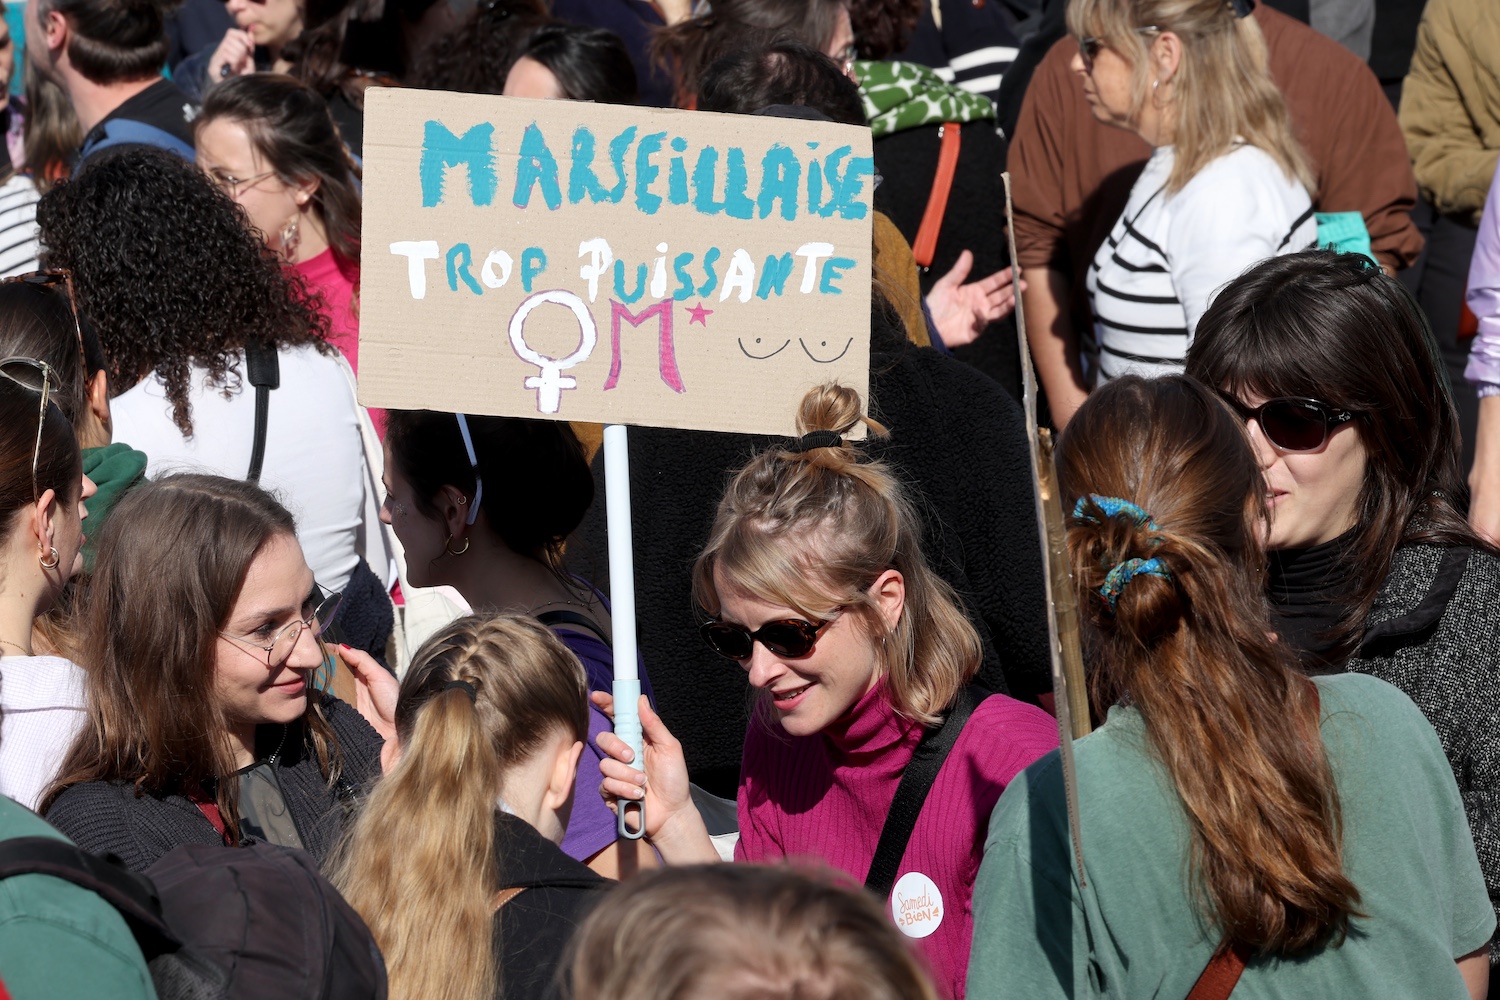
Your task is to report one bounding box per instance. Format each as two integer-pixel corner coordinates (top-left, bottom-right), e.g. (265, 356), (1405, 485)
(0, 838), (387, 1000)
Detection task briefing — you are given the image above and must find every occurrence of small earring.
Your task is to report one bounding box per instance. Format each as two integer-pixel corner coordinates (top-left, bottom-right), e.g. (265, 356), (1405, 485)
(445, 533), (471, 556)
(39, 546), (60, 570)
(279, 217), (301, 260)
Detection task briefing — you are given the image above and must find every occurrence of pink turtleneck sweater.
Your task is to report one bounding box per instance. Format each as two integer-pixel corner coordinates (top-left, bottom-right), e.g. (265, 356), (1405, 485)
(736, 683), (1058, 998)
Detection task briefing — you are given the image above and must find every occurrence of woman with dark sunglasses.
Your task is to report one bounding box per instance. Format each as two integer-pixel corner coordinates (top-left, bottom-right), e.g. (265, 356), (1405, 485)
(0, 360), (94, 809)
(1187, 249), (1500, 974)
(595, 383), (1058, 1000)
(39, 473), (396, 873)
(1038, 0), (1313, 418)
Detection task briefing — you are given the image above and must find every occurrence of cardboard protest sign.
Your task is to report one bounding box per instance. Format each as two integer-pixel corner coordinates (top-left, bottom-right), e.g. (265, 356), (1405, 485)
(358, 89), (874, 437)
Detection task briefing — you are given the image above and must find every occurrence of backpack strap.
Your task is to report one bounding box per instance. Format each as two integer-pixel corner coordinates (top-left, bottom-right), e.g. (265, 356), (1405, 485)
(78, 119), (196, 166)
(1185, 941), (1251, 1000)
(537, 609), (610, 646)
(864, 684), (984, 899)
(244, 341), (280, 483)
(0, 837), (180, 958)
(912, 123), (962, 269)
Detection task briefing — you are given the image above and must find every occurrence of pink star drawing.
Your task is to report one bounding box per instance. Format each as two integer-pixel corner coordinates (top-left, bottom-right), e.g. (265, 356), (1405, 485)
(687, 302), (713, 326)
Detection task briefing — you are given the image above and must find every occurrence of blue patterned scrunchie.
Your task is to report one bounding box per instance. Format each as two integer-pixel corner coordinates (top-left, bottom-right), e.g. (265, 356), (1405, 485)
(1071, 494), (1172, 613)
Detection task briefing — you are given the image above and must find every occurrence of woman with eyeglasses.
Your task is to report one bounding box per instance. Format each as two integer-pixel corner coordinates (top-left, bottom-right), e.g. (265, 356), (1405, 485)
(40, 473), (393, 872)
(1186, 249), (1500, 976)
(968, 373), (1492, 1000)
(379, 410), (655, 880)
(36, 144), (395, 663)
(1044, 0), (1313, 399)
(593, 383), (1058, 1000)
(0, 358), (95, 809)
(194, 75), (367, 399)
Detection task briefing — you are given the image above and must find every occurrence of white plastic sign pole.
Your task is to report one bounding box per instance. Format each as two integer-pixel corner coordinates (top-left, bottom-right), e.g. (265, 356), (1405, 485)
(604, 423), (646, 839)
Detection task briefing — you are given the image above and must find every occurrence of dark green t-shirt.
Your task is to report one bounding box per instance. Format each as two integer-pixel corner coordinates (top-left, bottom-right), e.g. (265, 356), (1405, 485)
(968, 673), (1494, 998)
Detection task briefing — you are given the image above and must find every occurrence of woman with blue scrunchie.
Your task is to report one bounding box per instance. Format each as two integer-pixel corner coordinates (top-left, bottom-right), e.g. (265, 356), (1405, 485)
(967, 374), (1492, 1000)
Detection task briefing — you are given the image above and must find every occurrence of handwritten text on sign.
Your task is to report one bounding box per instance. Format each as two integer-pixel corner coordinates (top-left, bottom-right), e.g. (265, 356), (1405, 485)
(358, 89), (874, 436)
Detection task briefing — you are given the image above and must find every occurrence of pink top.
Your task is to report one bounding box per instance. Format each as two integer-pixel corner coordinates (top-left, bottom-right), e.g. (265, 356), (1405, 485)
(293, 248), (384, 434)
(736, 682), (1059, 998)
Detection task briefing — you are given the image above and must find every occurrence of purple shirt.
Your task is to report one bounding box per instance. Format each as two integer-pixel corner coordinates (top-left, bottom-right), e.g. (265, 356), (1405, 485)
(554, 628), (654, 863)
(1465, 167), (1500, 395)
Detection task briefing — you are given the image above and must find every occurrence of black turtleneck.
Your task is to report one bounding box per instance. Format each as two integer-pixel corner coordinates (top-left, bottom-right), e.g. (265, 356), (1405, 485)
(1267, 529), (1361, 673)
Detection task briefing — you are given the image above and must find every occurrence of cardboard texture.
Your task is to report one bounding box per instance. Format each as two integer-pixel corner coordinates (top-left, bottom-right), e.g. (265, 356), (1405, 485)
(359, 89), (874, 437)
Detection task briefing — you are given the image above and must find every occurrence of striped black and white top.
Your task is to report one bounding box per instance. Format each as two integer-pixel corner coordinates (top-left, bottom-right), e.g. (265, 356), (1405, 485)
(1085, 144), (1315, 384)
(0, 172), (39, 277)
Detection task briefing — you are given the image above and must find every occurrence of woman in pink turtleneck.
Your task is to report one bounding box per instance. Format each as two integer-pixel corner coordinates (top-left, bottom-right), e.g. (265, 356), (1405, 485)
(194, 74), (381, 432)
(598, 385), (1057, 999)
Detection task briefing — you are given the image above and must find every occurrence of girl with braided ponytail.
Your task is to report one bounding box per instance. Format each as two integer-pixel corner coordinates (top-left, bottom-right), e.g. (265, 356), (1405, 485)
(328, 612), (609, 1000)
(968, 375), (1492, 999)
(596, 383), (1057, 999)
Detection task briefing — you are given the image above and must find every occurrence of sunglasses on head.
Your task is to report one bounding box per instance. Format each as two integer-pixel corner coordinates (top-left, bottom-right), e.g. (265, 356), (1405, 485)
(1220, 395), (1356, 452)
(700, 615), (837, 661)
(0, 356), (57, 509)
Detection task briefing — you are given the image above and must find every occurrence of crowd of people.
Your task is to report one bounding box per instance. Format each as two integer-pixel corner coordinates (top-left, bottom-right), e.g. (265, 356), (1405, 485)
(0, 0), (1494, 998)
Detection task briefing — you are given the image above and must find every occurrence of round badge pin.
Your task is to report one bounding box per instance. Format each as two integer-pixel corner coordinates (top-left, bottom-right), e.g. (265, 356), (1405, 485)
(891, 871), (944, 939)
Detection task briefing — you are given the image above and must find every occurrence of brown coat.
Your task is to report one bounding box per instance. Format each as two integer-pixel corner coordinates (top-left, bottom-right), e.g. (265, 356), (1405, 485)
(1398, 0), (1500, 223)
(1011, 3), (1421, 326)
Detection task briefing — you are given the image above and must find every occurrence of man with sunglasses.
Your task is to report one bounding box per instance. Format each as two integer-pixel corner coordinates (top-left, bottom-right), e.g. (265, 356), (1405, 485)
(27, 0), (197, 166)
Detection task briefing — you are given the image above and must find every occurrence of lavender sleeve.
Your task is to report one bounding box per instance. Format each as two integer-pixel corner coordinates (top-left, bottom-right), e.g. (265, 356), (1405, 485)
(1465, 168), (1500, 397)
(560, 705), (620, 863)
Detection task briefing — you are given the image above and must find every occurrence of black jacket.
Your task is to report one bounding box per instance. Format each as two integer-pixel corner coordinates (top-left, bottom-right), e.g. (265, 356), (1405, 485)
(1348, 543), (1500, 968)
(492, 812), (610, 1000)
(44, 696), (383, 872)
(569, 306), (1050, 795)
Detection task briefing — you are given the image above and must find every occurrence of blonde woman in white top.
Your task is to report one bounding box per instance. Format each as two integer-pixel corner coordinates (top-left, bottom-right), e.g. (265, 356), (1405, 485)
(0, 361), (94, 810)
(1066, 0), (1316, 383)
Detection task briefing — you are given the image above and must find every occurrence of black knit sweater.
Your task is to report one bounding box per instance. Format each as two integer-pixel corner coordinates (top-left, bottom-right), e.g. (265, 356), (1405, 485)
(1348, 543), (1500, 969)
(43, 695), (384, 873)
(568, 306), (1050, 796)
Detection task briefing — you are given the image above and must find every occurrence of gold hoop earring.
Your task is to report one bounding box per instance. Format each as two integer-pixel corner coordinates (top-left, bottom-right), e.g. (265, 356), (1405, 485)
(39, 546), (60, 570)
(445, 534), (471, 556)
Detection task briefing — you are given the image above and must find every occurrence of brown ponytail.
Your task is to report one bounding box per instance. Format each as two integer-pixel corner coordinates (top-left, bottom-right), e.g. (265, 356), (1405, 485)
(693, 383), (981, 725)
(1057, 375), (1361, 955)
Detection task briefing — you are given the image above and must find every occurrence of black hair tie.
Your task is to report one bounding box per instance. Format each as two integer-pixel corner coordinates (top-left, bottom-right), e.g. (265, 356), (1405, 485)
(792, 430), (845, 453)
(1226, 0), (1255, 16)
(442, 679), (478, 703)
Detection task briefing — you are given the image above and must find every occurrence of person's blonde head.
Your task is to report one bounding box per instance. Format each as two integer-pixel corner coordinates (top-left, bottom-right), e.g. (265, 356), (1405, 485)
(1068, 0), (1313, 195)
(566, 863), (942, 1000)
(328, 613), (589, 1000)
(692, 383), (980, 725)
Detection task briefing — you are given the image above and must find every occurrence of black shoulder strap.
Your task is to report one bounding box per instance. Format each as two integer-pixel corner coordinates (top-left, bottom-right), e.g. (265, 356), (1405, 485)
(0, 837), (180, 957)
(244, 341), (280, 483)
(864, 684), (984, 900)
(537, 610), (610, 646)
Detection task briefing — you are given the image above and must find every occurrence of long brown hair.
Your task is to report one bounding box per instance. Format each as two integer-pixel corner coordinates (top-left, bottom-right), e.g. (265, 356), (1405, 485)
(328, 613), (589, 1000)
(692, 383), (981, 726)
(1186, 249), (1492, 663)
(1057, 374), (1360, 955)
(198, 74), (363, 267)
(567, 863), (941, 1000)
(1067, 0), (1313, 195)
(652, 0), (847, 105)
(41, 474), (342, 838)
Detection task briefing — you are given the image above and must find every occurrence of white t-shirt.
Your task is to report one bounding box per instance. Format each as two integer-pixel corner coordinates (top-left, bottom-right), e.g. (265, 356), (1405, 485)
(1086, 143), (1315, 383)
(0, 655), (87, 811)
(111, 343), (369, 591)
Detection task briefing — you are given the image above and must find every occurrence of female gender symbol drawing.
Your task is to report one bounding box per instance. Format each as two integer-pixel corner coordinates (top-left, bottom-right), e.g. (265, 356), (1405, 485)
(509, 289), (597, 413)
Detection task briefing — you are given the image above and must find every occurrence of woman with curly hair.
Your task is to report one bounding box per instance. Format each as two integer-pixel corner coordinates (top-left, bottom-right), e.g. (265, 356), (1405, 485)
(37, 145), (394, 659)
